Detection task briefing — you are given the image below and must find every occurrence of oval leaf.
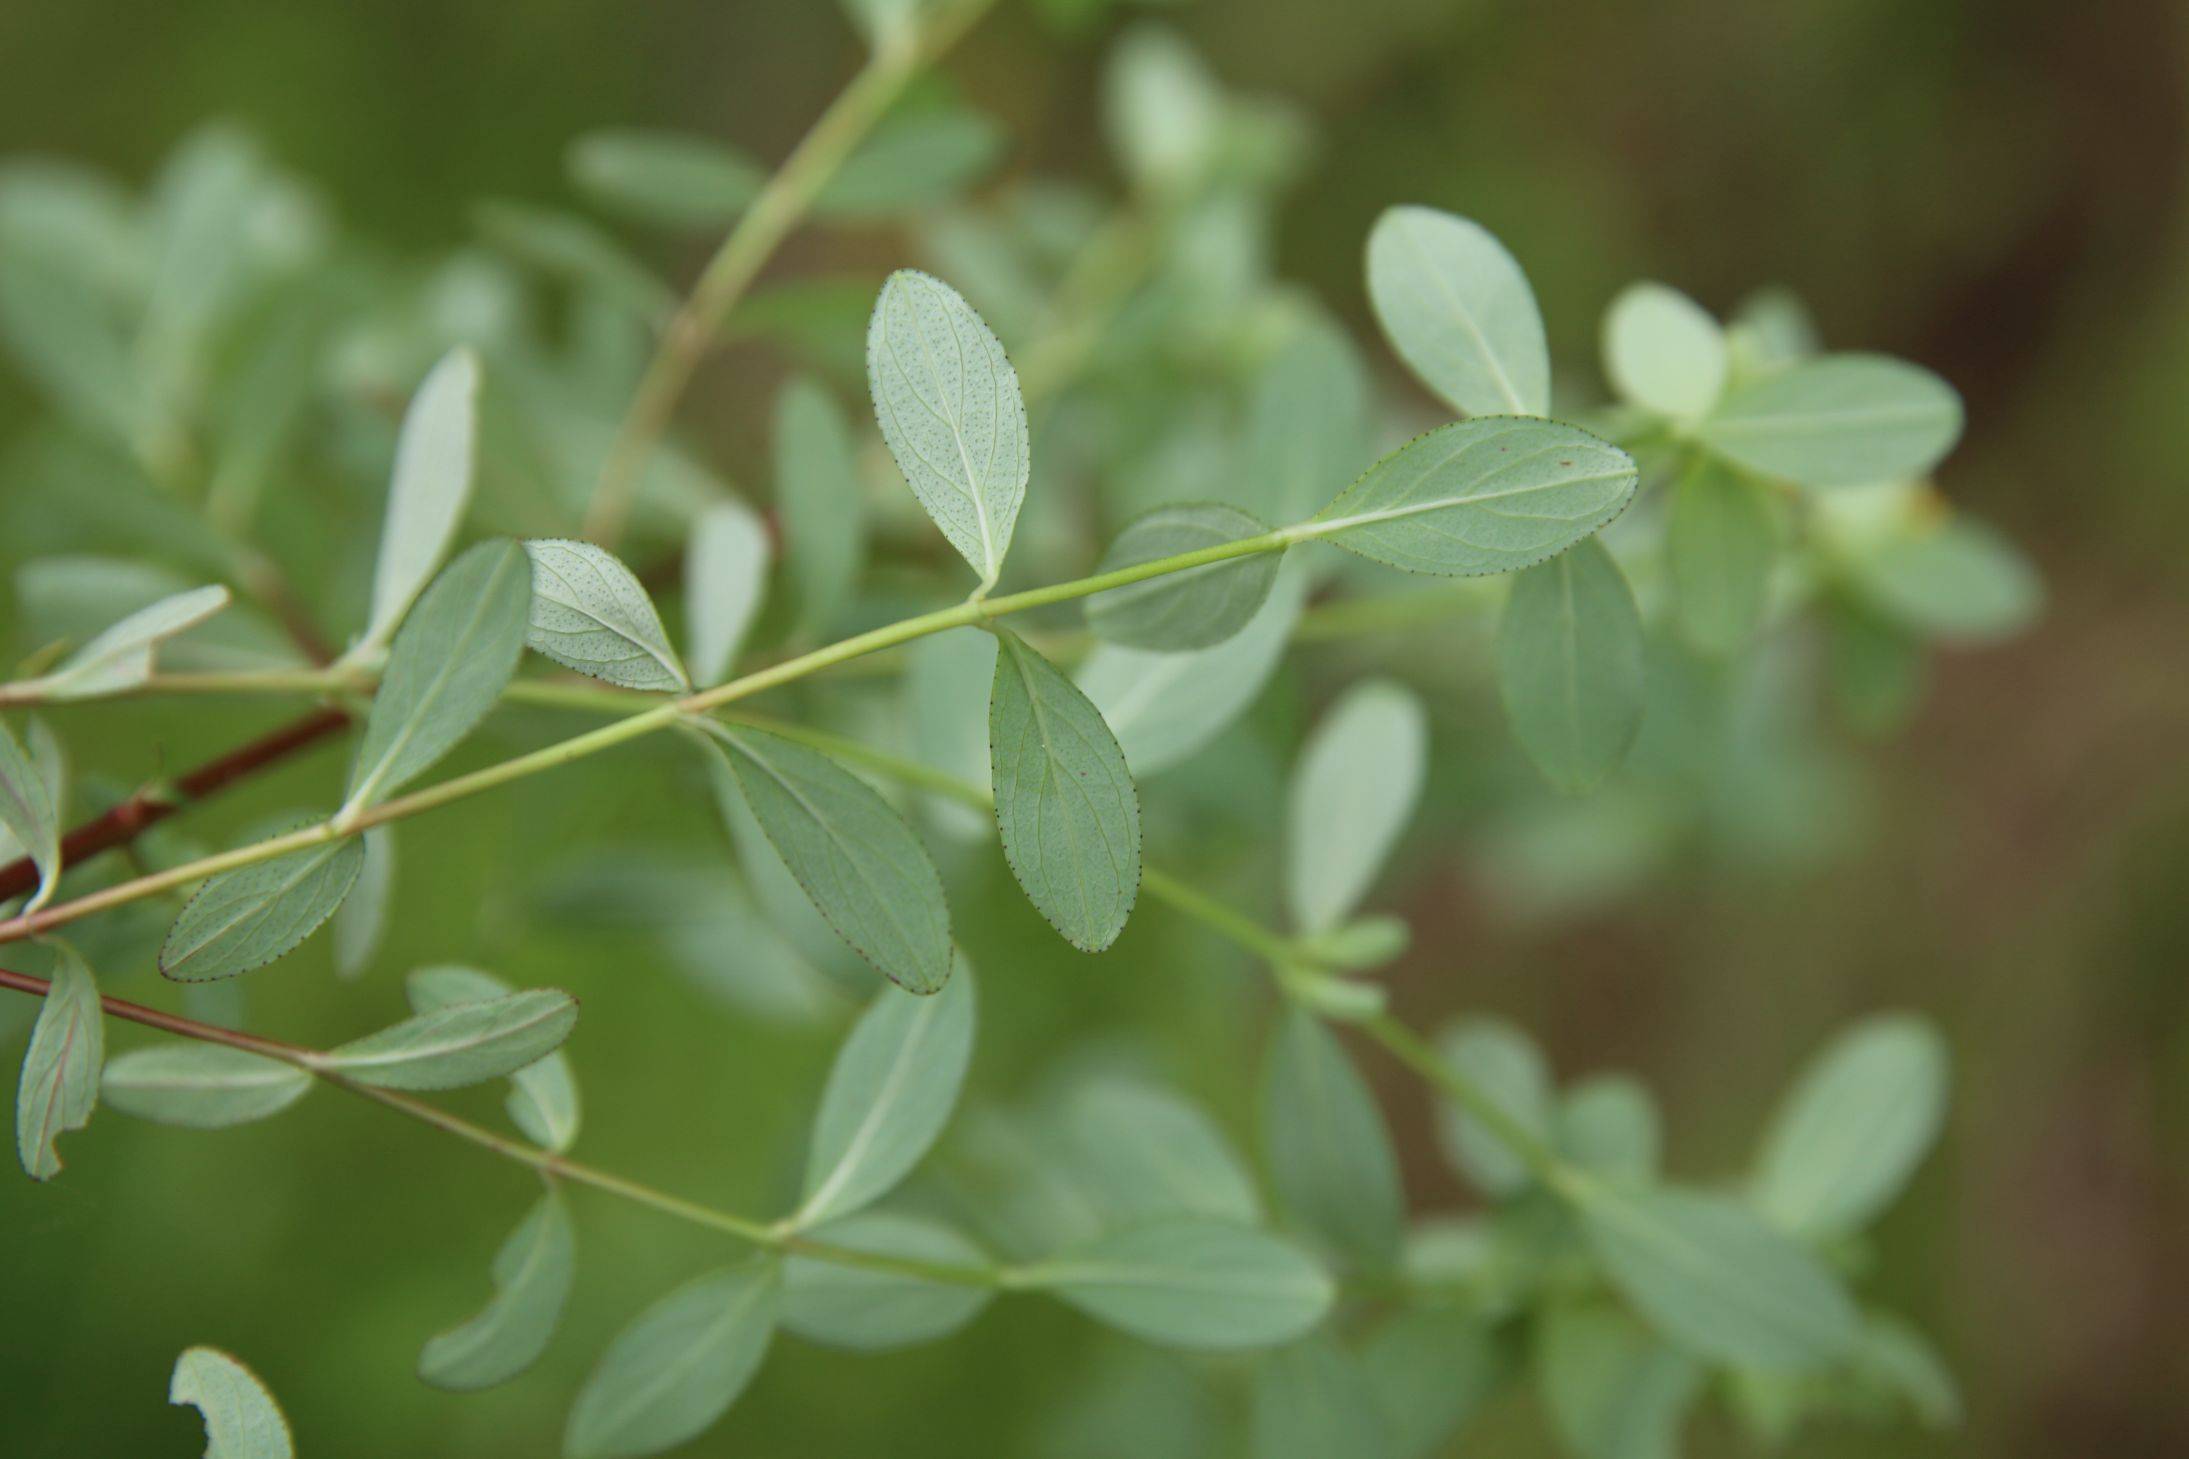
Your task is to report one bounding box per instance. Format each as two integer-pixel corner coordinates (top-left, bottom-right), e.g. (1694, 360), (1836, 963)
(1055, 1078), (1261, 1227)
(563, 1260), (779, 1459)
(358, 347), (480, 655)
(1252, 1333), (1395, 1459)
(522, 538), (689, 692)
(1752, 1014), (1947, 1240)
(783, 1212), (994, 1351)
(1366, 206), (1549, 417)
(408, 965), (581, 1152)
(160, 833), (366, 982)
(1035, 1218), (1335, 1351)
(1262, 1009), (1404, 1266)
(568, 129), (763, 229)
(332, 827), (396, 979)
(1496, 537), (1644, 793)
(990, 629), (1142, 953)
(0, 715), (61, 912)
(685, 501), (770, 688)
(1243, 306), (1372, 525)
(170, 1347), (294, 1459)
(1604, 282), (1728, 420)
(421, 1189), (576, 1391)
(29, 583), (231, 699)
(1667, 460), (1779, 655)
(1433, 1017), (1556, 1198)
(1842, 518), (2040, 643)
(776, 375), (865, 640)
(1535, 1304), (1703, 1459)
(102, 1044), (311, 1129)
(320, 988), (576, 1091)
(1286, 679), (1427, 933)
(866, 269), (1028, 589)
(16, 941), (101, 1179)
(1558, 1075), (1662, 1185)
(1309, 419), (1636, 577)
(1085, 503), (1282, 651)
(1699, 353), (1962, 489)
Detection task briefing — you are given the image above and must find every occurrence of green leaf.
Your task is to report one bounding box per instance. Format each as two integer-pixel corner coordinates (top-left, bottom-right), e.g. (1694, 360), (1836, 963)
(356, 348), (480, 656)
(774, 376), (863, 639)
(102, 1044), (310, 1128)
(420, 1189), (576, 1391)
(1857, 1312), (1961, 1429)
(1603, 283), (1727, 420)
(990, 629), (1142, 953)
(0, 716), (61, 913)
(1700, 354), (1962, 489)
(567, 130), (763, 230)
(1243, 306), (1372, 525)
(320, 988), (577, 1091)
(0, 247), (152, 449)
(866, 269), (1029, 589)
(563, 1260), (779, 1459)
(1496, 537), (1645, 793)
(1361, 1309), (1502, 1459)
(1753, 1014), (1947, 1240)
(16, 942), (101, 1179)
(1433, 1017), (1555, 1198)
(783, 1212), (994, 1350)
(1311, 419), (1636, 577)
(160, 833), (366, 982)
(1558, 1075), (1661, 1185)
(24, 584), (230, 699)
(703, 726), (954, 994)
(1104, 25), (1225, 196)
(819, 104), (1005, 219)
(1084, 503), (1281, 651)
(684, 501), (770, 687)
(1725, 287), (1819, 377)
(1535, 1304), (1703, 1459)
(1056, 1077), (1260, 1225)
(1667, 460), (1779, 655)
(407, 966), (581, 1152)
(344, 540), (533, 815)
(1034, 1218), (1335, 1350)
(170, 1347), (294, 1459)
(1251, 1334), (1395, 1459)
(475, 200), (673, 323)
(1578, 1184), (1861, 1370)
(793, 965), (975, 1229)
(1286, 680), (1426, 933)
(1842, 518), (2040, 642)
(1365, 206), (1549, 417)
(907, 628), (996, 837)
(332, 828), (395, 979)
(521, 539), (689, 692)
(1262, 1009), (1404, 1265)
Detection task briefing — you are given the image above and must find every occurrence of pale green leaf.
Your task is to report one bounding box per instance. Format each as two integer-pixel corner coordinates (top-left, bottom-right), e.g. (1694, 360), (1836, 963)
(685, 501), (769, 687)
(1559, 1075), (1661, 1185)
(866, 269), (1028, 589)
(17, 555), (299, 675)
(357, 348), (480, 655)
(421, 1189), (575, 1391)
(160, 833), (366, 982)
(1286, 679), (1426, 932)
(1579, 1184), (1861, 1370)
(1084, 503), (1281, 651)
(1753, 1014), (1947, 1240)
(1104, 26), (1224, 196)
(1725, 287), (1819, 377)
(1055, 1077), (1260, 1226)
(783, 1212), (994, 1350)
(102, 1044), (310, 1129)
(1667, 460), (1779, 655)
(1310, 419), (1636, 577)
(1700, 353), (1962, 489)
(1243, 306), (1372, 524)
(1262, 1009), (1404, 1265)
(703, 726), (954, 994)
(990, 629), (1142, 953)
(1536, 1304), (1703, 1459)
(819, 105), (1005, 219)
(1603, 283), (1728, 420)
(522, 538), (688, 692)
(1433, 1017), (1555, 1197)
(1497, 537), (1645, 793)
(476, 200), (673, 322)
(567, 130), (763, 230)
(1035, 1218), (1334, 1350)
(0, 716), (61, 913)
(0, 246), (152, 448)
(1842, 518), (2040, 642)
(332, 828), (395, 980)
(1252, 1334), (1395, 1459)
(907, 628), (995, 837)
(1366, 206), (1549, 417)
(25, 584), (230, 699)
(1858, 1312), (1961, 1429)
(563, 1260), (779, 1459)
(344, 540), (532, 814)
(407, 966), (581, 1152)
(775, 376), (864, 640)
(1361, 1308), (1502, 1459)
(170, 1347), (294, 1459)
(794, 964), (974, 1229)
(321, 988), (576, 1091)
(16, 942), (101, 1179)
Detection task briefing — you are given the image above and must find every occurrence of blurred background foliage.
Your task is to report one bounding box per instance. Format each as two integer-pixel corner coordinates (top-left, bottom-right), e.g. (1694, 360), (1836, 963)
(0, 0), (2184, 1454)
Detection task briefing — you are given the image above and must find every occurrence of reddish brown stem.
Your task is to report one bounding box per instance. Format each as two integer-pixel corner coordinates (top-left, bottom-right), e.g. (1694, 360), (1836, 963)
(0, 964), (306, 1059)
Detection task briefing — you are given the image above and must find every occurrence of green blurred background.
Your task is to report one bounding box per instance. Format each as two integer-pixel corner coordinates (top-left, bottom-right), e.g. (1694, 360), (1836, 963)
(2, 0), (2185, 1454)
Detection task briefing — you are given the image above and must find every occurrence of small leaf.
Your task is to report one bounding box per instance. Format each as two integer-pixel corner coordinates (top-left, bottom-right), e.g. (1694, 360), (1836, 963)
(170, 1346), (294, 1459)
(522, 539), (689, 692)
(421, 1189), (576, 1391)
(567, 130), (763, 230)
(1558, 1075), (1661, 1185)
(1496, 537), (1645, 793)
(1535, 1304), (1703, 1459)
(160, 833), (366, 982)
(26, 584), (230, 699)
(1365, 206), (1549, 417)
(0, 715), (61, 912)
(1243, 306), (1373, 525)
(990, 629), (1142, 953)
(1725, 287), (1819, 377)
(1361, 1308), (1502, 1459)
(1433, 1017), (1555, 1198)
(1603, 283), (1727, 420)
(1310, 419), (1636, 577)
(1667, 461), (1779, 655)
(1034, 1218), (1335, 1350)
(703, 726), (954, 994)
(1858, 1312), (1961, 1430)
(1104, 25), (1224, 196)
(1252, 1334), (1396, 1459)
(1286, 680), (1427, 933)
(563, 1260), (779, 1459)
(408, 966), (582, 1151)
(475, 200), (674, 323)
(906, 628), (996, 837)
(1700, 353), (1963, 489)
(1752, 1014), (1947, 1240)
(1262, 1009), (1404, 1266)
(1055, 1077), (1260, 1226)
(1578, 1184), (1861, 1370)
(102, 1044), (310, 1128)
(1842, 517), (2040, 642)
(344, 540), (532, 815)
(1084, 503), (1281, 651)
(783, 1212), (994, 1350)
(332, 828), (395, 979)
(685, 501), (769, 687)
(819, 103), (1005, 219)
(320, 988), (577, 1091)
(16, 942), (101, 1179)
(866, 269), (1029, 589)
(792, 965), (975, 1229)
(775, 376), (864, 640)
(357, 348), (480, 655)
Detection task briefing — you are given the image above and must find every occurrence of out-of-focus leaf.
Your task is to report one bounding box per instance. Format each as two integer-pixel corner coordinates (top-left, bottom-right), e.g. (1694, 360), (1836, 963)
(1497, 538), (1645, 793)
(521, 539), (688, 692)
(355, 348), (480, 657)
(1434, 1017), (1555, 1198)
(1366, 206), (1549, 417)
(1535, 1304), (1703, 1459)
(160, 833), (366, 982)
(783, 1212), (994, 1350)
(407, 966), (581, 1152)
(1286, 679), (1427, 933)
(563, 1260), (778, 1459)
(1725, 287), (1819, 377)
(1251, 1334), (1395, 1459)
(1603, 283), (1727, 420)
(1667, 461), (1779, 655)
(102, 1044), (310, 1128)
(1362, 1308), (1502, 1459)
(1558, 1075), (1660, 1185)
(1753, 1014), (1947, 1240)
(774, 376), (863, 639)
(1034, 1218), (1334, 1350)
(907, 628), (996, 837)
(819, 105), (1005, 219)
(16, 941), (102, 1179)
(567, 130), (764, 229)
(1700, 354), (1962, 489)
(475, 200), (674, 322)
(1084, 503), (1281, 651)
(1262, 1009), (1404, 1265)
(332, 828), (395, 980)
(420, 1189), (575, 1391)
(1243, 306), (1372, 524)
(0, 716), (61, 912)
(685, 500), (770, 687)
(0, 246), (153, 449)
(169, 1347), (294, 1459)
(1054, 1077), (1260, 1226)
(1104, 26), (1224, 197)
(1842, 518), (2040, 642)
(19, 584), (230, 700)
(1858, 1312), (1961, 1430)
